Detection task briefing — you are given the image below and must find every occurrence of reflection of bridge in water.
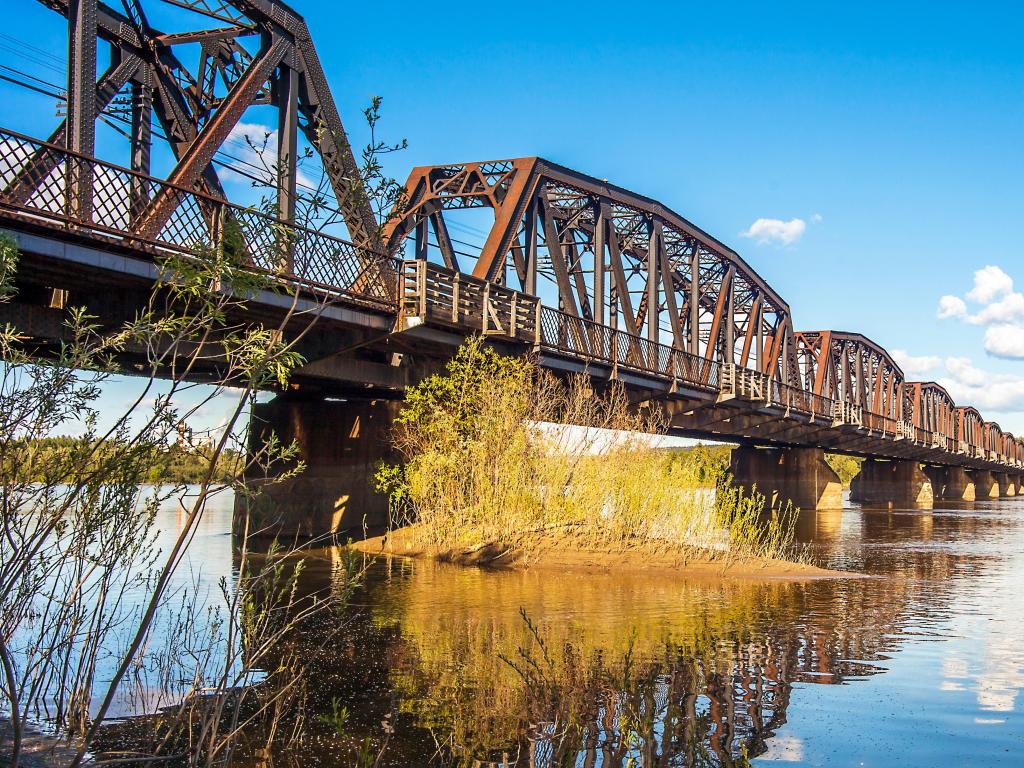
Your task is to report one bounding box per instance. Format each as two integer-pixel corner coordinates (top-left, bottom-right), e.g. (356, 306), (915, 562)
(2, 0), (1023, 537)
(279, 501), (988, 767)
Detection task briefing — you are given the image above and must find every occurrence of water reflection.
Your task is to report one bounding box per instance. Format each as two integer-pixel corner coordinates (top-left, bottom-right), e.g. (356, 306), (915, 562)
(92, 491), (1024, 766)
(251, 491), (1024, 767)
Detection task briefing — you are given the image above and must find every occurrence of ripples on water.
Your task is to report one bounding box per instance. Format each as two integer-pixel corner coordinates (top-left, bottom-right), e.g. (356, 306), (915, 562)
(147, 492), (1024, 765)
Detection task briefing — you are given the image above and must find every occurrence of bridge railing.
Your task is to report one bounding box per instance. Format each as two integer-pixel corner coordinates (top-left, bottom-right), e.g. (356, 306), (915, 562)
(398, 260), (1011, 462)
(401, 260), (541, 340)
(0, 127), (396, 308)
(862, 411), (899, 438)
(536, 304), (722, 392)
(401, 260), (722, 391)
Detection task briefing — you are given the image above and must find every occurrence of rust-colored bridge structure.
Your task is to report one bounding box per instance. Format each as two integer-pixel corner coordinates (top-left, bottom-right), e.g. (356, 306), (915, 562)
(1, 0), (1021, 535)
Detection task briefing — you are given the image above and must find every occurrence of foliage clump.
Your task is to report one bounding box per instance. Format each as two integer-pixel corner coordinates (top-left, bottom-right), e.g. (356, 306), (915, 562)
(825, 452), (863, 488)
(376, 338), (802, 563)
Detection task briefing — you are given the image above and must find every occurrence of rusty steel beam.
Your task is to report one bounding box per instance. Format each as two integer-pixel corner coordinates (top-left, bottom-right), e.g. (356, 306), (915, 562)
(796, 330), (904, 420)
(33, 0), (381, 251)
(385, 157), (795, 379)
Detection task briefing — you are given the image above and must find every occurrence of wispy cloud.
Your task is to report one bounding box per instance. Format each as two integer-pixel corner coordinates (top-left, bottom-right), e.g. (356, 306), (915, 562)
(938, 356), (1024, 412)
(741, 217), (806, 246)
(222, 121), (316, 189)
(892, 348), (942, 375)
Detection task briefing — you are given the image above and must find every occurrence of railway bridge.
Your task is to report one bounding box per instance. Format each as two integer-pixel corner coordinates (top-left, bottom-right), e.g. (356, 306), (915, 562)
(1, 0), (1021, 536)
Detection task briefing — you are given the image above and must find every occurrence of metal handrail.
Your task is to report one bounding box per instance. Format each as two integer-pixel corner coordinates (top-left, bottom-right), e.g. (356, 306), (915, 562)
(0, 127), (398, 308)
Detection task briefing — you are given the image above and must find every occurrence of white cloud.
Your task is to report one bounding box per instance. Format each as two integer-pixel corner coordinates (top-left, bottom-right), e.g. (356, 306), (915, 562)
(984, 325), (1024, 359)
(811, 212), (823, 223)
(937, 295), (967, 320)
(966, 291), (1024, 327)
(759, 733), (804, 762)
(937, 265), (1024, 359)
(741, 217), (806, 246)
(892, 349), (942, 375)
(938, 357), (1024, 412)
(223, 121), (315, 189)
(966, 265), (1013, 304)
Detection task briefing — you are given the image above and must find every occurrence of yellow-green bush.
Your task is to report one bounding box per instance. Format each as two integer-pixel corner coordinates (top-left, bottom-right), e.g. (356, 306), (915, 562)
(375, 338), (801, 562)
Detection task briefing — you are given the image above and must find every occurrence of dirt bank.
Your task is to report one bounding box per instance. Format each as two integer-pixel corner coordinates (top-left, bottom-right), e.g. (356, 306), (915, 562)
(0, 720), (89, 768)
(347, 526), (863, 581)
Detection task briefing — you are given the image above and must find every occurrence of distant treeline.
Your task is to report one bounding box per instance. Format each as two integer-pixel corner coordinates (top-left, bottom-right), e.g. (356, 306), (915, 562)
(662, 443), (863, 489)
(660, 442), (734, 485)
(5, 436), (243, 484)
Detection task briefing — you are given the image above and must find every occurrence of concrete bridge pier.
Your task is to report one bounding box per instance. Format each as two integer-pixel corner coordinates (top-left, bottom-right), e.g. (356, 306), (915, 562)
(923, 465), (948, 500)
(729, 447), (843, 510)
(941, 466), (976, 502)
(234, 395), (399, 540)
(849, 459), (933, 508)
(1012, 475), (1024, 496)
(996, 473), (1017, 497)
(971, 470), (999, 499)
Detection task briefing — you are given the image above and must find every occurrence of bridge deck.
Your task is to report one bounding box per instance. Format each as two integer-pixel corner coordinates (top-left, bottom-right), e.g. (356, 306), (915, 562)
(0, 127), (1021, 474)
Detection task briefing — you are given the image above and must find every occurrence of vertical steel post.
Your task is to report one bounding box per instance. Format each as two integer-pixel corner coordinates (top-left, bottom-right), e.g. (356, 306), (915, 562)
(67, 0), (98, 222)
(128, 72), (152, 224)
(276, 58), (299, 272)
(688, 245), (699, 356)
(647, 219), (660, 345)
(593, 201), (606, 326)
(414, 216), (428, 261)
(524, 194), (538, 295)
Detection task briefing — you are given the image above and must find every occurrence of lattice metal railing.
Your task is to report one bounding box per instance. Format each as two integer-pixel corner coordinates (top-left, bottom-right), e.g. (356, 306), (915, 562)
(0, 127), (397, 308)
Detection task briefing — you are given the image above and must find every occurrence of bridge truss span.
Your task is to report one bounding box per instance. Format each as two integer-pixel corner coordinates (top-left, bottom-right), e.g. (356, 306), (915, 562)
(385, 158), (798, 388)
(1, 0), (1022, 489)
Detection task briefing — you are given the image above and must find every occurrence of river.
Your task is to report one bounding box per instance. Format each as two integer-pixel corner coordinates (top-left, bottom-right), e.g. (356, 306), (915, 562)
(103, 491), (1024, 765)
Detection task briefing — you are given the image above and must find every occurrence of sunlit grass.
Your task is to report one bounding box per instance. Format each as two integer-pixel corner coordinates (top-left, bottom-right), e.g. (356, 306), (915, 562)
(376, 338), (805, 565)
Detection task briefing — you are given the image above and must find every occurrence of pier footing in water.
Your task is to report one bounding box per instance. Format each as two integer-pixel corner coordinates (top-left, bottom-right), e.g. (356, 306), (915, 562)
(730, 447), (843, 510)
(234, 395), (399, 540)
(850, 459), (933, 508)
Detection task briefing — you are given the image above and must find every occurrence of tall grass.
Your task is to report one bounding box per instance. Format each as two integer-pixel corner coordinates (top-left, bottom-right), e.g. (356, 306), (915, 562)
(376, 338), (803, 564)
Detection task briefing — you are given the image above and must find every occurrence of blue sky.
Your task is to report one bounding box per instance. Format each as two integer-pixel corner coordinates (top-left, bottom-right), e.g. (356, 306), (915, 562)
(3, 0), (1023, 434)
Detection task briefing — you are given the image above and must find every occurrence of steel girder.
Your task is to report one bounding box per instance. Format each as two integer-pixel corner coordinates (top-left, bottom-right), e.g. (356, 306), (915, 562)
(384, 158), (797, 383)
(956, 407), (984, 454)
(794, 331), (903, 420)
(25, 0), (380, 250)
(903, 382), (956, 439)
(984, 422), (1003, 460)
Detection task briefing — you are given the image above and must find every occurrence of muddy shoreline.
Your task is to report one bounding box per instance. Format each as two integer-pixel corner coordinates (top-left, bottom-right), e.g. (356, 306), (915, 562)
(347, 526), (864, 581)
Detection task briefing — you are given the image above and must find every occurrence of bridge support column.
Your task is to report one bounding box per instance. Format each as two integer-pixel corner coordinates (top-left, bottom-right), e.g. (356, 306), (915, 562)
(970, 470), (999, 499)
(942, 466), (976, 502)
(849, 459), (933, 508)
(922, 465), (948, 499)
(996, 473), (1016, 497)
(729, 447), (843, 510)
(234, 395), (399, 540)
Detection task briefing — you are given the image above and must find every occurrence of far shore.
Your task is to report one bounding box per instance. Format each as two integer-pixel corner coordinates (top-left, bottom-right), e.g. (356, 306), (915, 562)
(347, 526), (864, 581)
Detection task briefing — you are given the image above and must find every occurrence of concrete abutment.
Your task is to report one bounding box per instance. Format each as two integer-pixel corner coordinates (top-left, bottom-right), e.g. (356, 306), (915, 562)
(730, 447), (843, 511)
(941, 466), (976, 502)
(234, 395), (399, 540)
(850, 459), (933, 509)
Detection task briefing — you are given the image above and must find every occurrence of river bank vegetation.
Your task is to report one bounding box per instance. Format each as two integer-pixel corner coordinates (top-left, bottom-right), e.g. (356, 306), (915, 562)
(0, 233), (364, 767)
(373, 338), (809, 569)
(2, 437), (244, 485)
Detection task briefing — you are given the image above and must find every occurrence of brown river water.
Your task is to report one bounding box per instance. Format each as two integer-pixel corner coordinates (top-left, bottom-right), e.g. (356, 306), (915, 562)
(138, 490), (1024, 766)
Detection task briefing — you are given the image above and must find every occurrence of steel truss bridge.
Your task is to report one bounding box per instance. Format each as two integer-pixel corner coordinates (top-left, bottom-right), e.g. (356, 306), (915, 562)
(1, 0), (1021, 495)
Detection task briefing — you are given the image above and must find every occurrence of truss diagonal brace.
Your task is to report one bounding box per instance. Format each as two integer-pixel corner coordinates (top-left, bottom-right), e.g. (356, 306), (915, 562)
(2, 53), (141, 204)
(134, 36), (289, 239)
